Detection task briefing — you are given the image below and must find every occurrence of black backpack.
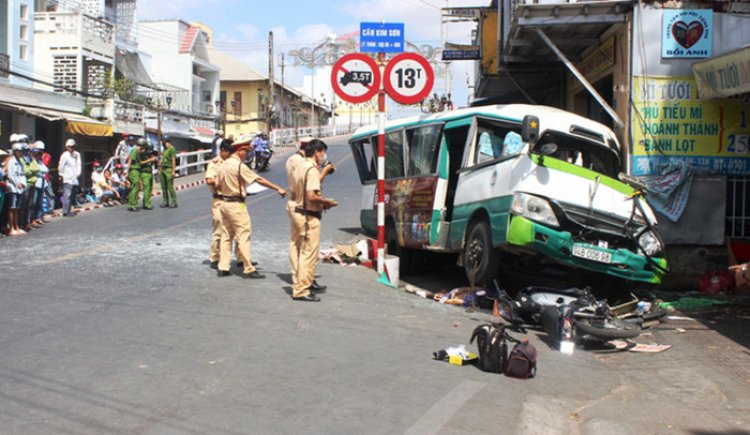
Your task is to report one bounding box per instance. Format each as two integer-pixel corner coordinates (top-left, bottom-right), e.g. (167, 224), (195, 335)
(470, 324), (509, 374)
(505, 338), (537, 379)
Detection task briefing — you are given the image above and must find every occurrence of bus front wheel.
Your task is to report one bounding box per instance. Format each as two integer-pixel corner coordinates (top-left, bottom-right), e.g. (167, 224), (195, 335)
(464, 220), (500, 286)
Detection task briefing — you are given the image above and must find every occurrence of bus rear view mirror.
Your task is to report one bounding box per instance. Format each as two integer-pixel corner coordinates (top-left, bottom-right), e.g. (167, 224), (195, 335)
(537, 143), (558, 156)
(522, 115), (540, 143)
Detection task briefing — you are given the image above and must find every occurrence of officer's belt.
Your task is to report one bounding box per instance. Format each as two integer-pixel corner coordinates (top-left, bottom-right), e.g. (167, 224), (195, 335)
(212, 193), (222, 199)
(295, 207), (322, 219)
(220, 195), (245, 203)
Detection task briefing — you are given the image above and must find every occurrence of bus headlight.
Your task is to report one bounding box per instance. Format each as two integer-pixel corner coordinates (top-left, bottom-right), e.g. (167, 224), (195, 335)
(638, 231), (662, 256)
(511, 193), (559, 228)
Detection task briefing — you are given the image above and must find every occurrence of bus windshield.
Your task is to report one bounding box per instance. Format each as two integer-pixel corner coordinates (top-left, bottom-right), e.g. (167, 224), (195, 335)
(533, 131), (620, 178)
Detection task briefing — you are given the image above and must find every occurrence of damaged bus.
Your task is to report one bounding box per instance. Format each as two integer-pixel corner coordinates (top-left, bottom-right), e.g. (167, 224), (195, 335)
(349, 104), (668, 285)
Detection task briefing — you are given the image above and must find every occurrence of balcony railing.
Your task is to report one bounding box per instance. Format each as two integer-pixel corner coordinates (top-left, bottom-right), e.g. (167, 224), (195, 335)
(35, 12), (114, 59)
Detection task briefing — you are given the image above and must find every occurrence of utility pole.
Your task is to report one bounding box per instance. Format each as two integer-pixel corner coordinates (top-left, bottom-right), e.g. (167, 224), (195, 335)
(280, 53), (285, 134)
(268, 31), (274, 135)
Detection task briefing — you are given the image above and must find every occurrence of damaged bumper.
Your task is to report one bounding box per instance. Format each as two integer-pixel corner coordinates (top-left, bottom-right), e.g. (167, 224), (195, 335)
(506, 216), (667, 284)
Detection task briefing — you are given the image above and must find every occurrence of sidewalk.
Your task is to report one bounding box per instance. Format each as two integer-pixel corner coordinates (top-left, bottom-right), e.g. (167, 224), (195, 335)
(51, 146), (298, 217)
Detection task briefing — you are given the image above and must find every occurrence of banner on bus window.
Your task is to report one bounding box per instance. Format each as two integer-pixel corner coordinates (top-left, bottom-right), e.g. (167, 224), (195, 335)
(631, 76), (750, 175)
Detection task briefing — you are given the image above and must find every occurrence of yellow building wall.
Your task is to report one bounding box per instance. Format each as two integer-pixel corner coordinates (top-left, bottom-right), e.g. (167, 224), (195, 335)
(480, 11), (498, 76)
(220, 80), (267, 138)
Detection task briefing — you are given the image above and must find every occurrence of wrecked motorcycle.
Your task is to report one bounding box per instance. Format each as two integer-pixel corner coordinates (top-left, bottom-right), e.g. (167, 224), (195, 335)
(494, 285), (665, 345)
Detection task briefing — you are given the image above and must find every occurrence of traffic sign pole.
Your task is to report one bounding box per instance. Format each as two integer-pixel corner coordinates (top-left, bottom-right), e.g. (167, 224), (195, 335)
(377, 52), (386, 275)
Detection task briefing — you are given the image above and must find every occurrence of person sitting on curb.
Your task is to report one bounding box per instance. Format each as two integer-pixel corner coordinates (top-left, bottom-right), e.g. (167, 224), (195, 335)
(91, 162), (119, 207)
(109, 163), (130, 201)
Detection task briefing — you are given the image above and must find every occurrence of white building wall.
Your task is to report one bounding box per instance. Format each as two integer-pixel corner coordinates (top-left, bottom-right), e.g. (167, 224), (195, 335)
(4, 0), (35, 88)
(138, 21), (192, 91)
(632, 4), (750, 77)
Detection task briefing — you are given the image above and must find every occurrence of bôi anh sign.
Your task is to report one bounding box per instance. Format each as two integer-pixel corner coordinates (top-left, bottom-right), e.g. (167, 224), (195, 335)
(331, 53), (381, 104)
(360, 22), (404, 54)
(662, 9), (712, 58)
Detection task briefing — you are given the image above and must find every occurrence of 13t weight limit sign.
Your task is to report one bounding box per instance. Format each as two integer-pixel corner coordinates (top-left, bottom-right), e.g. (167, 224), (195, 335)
(384, 52), (434, 105)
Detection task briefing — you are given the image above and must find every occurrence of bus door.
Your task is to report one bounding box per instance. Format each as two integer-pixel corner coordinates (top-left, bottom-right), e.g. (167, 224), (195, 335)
(349, 136), (378, 235)
(392, 123), (444, 249)
(441, 117), (475, 223)
(451, 117), (525, 248)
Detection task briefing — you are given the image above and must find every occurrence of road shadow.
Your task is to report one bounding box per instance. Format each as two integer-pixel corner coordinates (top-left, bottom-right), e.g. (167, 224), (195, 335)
(337, 227), (366, 236)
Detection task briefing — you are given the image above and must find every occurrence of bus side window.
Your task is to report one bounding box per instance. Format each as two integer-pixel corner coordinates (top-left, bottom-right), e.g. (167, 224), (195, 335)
(407, 125), (442, 176)
(472, 121), (524, 166)
(350, 139), (372, 182)
(385, 130), (405, 179)
(362, 136), (377, 180)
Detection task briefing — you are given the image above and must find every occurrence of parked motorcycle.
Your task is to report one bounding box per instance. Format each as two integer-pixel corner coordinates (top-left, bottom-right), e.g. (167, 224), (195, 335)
(254, 148), (273, 172)
(494, 284), (666, 345)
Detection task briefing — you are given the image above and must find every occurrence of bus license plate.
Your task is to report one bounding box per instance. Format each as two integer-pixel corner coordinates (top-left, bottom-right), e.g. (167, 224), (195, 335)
(572, 246), (612, 264)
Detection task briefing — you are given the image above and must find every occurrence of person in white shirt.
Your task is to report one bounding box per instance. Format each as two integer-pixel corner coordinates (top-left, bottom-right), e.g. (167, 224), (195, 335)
(6, 138), (28, 235)
(58, 138), (82, 217)
(114, 133), (134, 166)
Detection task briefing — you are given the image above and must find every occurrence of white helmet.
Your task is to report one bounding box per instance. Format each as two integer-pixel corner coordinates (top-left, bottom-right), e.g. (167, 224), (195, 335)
(34, 141), (45, 150)
(65, 138), (76, 147)
(9, 133), (20, 143)
(11, 142), (24, 151)
(17, 134), (29, 143)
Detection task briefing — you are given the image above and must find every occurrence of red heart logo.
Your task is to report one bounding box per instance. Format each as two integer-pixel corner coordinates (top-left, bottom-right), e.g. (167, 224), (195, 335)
(671, 20), (704, 49)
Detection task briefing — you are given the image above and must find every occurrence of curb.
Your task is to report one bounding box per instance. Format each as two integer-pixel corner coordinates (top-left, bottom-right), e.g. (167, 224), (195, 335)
(50, 148), (296, 218)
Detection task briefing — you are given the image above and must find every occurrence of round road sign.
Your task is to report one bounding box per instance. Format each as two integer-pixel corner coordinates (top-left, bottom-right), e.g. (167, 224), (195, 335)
(383, 52), (434, 105)
(331, 53), (381, 104)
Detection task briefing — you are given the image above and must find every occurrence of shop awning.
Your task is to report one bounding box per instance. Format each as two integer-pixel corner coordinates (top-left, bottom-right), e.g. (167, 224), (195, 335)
(115, 48), (159, 90)
(692, 45), (750, 100)
(0, 102), (113, 137)
(192, 126), (216, 144)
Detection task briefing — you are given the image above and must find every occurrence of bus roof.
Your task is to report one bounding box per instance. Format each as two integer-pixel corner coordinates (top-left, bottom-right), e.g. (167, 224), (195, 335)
(350, 104), (618, 148)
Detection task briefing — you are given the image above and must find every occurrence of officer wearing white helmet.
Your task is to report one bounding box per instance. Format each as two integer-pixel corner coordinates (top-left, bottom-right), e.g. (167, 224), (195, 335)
(59, 138), (81, 217)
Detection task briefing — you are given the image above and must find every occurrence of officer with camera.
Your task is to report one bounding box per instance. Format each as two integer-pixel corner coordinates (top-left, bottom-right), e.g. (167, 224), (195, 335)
(139, 142), (158, 210)
(286, 138), (335, 294)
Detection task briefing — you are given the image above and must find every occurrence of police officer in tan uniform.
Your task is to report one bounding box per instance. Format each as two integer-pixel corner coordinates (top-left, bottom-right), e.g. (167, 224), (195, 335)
(216, 139), (287, 278)
(206, 142), (232, 269)
(291, 140), (338, 301)
(286, 138), (335, 293)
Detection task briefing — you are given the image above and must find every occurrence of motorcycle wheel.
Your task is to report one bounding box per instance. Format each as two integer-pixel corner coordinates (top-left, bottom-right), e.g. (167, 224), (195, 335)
(575, 317), (642, 340)
(495, 298), (515, 324)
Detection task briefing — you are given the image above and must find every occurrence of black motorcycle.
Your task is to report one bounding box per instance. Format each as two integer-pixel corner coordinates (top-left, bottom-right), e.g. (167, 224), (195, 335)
(254, 148), (273, 172)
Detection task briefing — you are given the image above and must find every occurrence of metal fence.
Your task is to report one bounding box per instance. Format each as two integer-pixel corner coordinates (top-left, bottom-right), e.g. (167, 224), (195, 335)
(269, 123), (358, 146)
(727, 176), (750, 238)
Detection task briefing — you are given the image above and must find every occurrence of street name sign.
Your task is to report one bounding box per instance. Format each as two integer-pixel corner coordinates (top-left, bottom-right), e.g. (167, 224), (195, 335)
(360, 22), (405, 54)
(383, 52), (434, 105)
(331, 53), (381, 104)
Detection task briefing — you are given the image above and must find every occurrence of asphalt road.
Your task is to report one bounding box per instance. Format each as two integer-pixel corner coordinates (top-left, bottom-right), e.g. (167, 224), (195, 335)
(1, 136), (749, 434)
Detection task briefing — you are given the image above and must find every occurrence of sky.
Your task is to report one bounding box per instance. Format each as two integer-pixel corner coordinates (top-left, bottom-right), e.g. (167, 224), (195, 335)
(137, 0), (486, 116)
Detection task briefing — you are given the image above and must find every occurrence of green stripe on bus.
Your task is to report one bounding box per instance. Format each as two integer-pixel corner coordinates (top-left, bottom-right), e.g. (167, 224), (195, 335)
(529, 154), (634, 195)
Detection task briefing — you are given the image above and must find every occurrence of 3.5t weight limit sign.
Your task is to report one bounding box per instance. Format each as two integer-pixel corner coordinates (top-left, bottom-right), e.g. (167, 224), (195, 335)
(331, 53), (381, 104)
(383, 52), (434, 105)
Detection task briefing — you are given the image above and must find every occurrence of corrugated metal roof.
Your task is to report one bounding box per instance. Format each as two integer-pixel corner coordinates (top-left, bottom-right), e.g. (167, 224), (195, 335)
(207, 47), (267, 81)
